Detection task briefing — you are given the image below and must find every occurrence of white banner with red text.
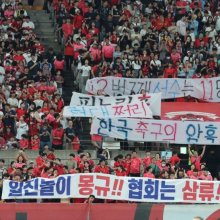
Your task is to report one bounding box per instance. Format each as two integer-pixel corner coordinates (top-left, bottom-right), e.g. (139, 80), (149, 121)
(2, 173), (220, 203)
(91, 118), (220, 145)
(85, 76), (220, 102)
(63, 101), (153, 118)
(70, 92), (161, 116)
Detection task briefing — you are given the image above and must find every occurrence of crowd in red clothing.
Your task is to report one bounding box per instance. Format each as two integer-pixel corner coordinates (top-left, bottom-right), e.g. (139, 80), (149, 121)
(0, 144), (213, 184)
(50, 0), (220, 93)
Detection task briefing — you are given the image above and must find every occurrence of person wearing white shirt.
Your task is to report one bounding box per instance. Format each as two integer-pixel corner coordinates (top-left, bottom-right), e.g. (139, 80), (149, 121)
(16, 116), (29, 140)
(0, 65), (5, 84)
(7, 92), (19, 108)
(208, 24), (217, 41)
(216, 14), (220, 32)
(79, 59), (91, 93)
(177, 16), (187, 37)
(22, 16), (35, 29)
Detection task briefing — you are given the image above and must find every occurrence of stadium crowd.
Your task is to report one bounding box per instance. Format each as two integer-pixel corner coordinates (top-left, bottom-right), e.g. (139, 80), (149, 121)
(0, 0), (219, 203)
(51, 0), (220, 93)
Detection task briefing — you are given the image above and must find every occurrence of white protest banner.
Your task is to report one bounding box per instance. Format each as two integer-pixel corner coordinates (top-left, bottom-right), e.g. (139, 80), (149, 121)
(70, 92), (161, 116)
(63, 101), (153, 118)
(2, 173), (220, 203)
(85, 76), (220, 102)
(91, 118), (220, 145)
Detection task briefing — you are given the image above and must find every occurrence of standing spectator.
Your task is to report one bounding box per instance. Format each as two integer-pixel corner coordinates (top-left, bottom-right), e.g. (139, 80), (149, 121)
(130, 151), (142, 177)
(102, 38), (115, 63)
(65, 120), (76, 149)
(39, 123), (51, 151)
(79, 59), (91, 93)
(54, 70), (64, 95)
(16, 116), (29, 140)
(64, 36), (74, 71)
(176, 15), (187, 37)
(54, 54), (65, 72)
(188, 145), (206, 171)
(52, 123), (64, 150)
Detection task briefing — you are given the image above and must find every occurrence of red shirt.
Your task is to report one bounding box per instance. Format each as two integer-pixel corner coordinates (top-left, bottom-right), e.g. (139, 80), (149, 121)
(114, 160), (127, 169)
(62, 23), (74, 39)
(73, 15), (84, 29)
(143, 173), (155, 178)
(142, 157), (152, 168)
(94, 165), (110, 174)
(36, 156), (45, 168)
(115, 170), (127, 176)
(65, 44), (74, 56)
(102, 45), (115, 58)
(31, 138), (40, 150)
(164, 18), (173, 27)
(52, 128), (64, 145)
(190, 156), (202, 170)
(55, 165), (64, 175)
(16, 108), (26, 120)
(164, 67), (177, 78)
(54, 59), (65, 71)
(47, 153), (56, 161)
(19, 139), (29, 149)
(169, 155), (180, 166)
(130, 157), (142, 174)
(89, 47), (102, 62)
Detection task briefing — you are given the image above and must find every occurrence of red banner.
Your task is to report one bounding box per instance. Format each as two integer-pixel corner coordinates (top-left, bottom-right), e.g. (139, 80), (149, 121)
(0, 203), (219, 220)
(161, 102), (220, 121)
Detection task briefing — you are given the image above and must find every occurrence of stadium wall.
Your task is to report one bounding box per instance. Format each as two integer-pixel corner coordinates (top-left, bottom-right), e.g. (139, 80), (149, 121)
(0, 203), (219, 220)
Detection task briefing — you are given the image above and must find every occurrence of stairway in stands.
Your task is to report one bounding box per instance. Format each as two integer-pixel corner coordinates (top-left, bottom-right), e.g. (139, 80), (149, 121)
(28, 9), (92, 148)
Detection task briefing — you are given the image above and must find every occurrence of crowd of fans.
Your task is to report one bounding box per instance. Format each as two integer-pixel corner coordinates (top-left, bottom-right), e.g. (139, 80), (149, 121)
(50, 0), (220, 93)
(0, 0), (219, 203)
(0, 143), (215, 202)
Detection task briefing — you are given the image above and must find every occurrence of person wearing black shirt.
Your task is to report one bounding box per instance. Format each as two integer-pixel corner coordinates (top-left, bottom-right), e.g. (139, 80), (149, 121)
(65, 120), (76, 149)
(27, 54), (39, 80)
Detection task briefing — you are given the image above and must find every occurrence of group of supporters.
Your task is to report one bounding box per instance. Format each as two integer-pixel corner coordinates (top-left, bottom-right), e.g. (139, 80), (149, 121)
(0, 0), (219, 204)
(0, 143), (214, 202)
(49, 0), (220, 93)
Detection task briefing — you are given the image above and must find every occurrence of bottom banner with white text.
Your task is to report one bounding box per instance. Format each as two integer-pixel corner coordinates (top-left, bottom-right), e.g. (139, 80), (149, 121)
(2, 174), (220, 203)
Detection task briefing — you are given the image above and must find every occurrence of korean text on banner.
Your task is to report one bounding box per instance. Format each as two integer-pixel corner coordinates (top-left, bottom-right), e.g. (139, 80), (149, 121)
(85, 76), (220, 102)
(70, 92), (161, 116)
(63, 101), (153, 118)
(91, 118), (220, 145)
(3, 174), (220, 204)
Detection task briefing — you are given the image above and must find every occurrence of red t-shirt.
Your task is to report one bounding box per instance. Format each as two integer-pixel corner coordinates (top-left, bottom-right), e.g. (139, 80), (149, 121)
(19, 139), (29, 149)
(164, 67), (177, 78)
(52, 128), (64, 145)
(169, 155), (180, 166)
(115, 170), (127, 176)
(190, 156), (202, 170)
(102, 45), (115, 58)
(94, 165), (110, 174)
(54, 59), (65, 71)
(31, 138), (40, 150)
(142, 157), (152, 168)
(130, 157), (142, 174)
(65, 44), (74, 56)
(16, 108), (26, 120)
(143, 173), (155, 178)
